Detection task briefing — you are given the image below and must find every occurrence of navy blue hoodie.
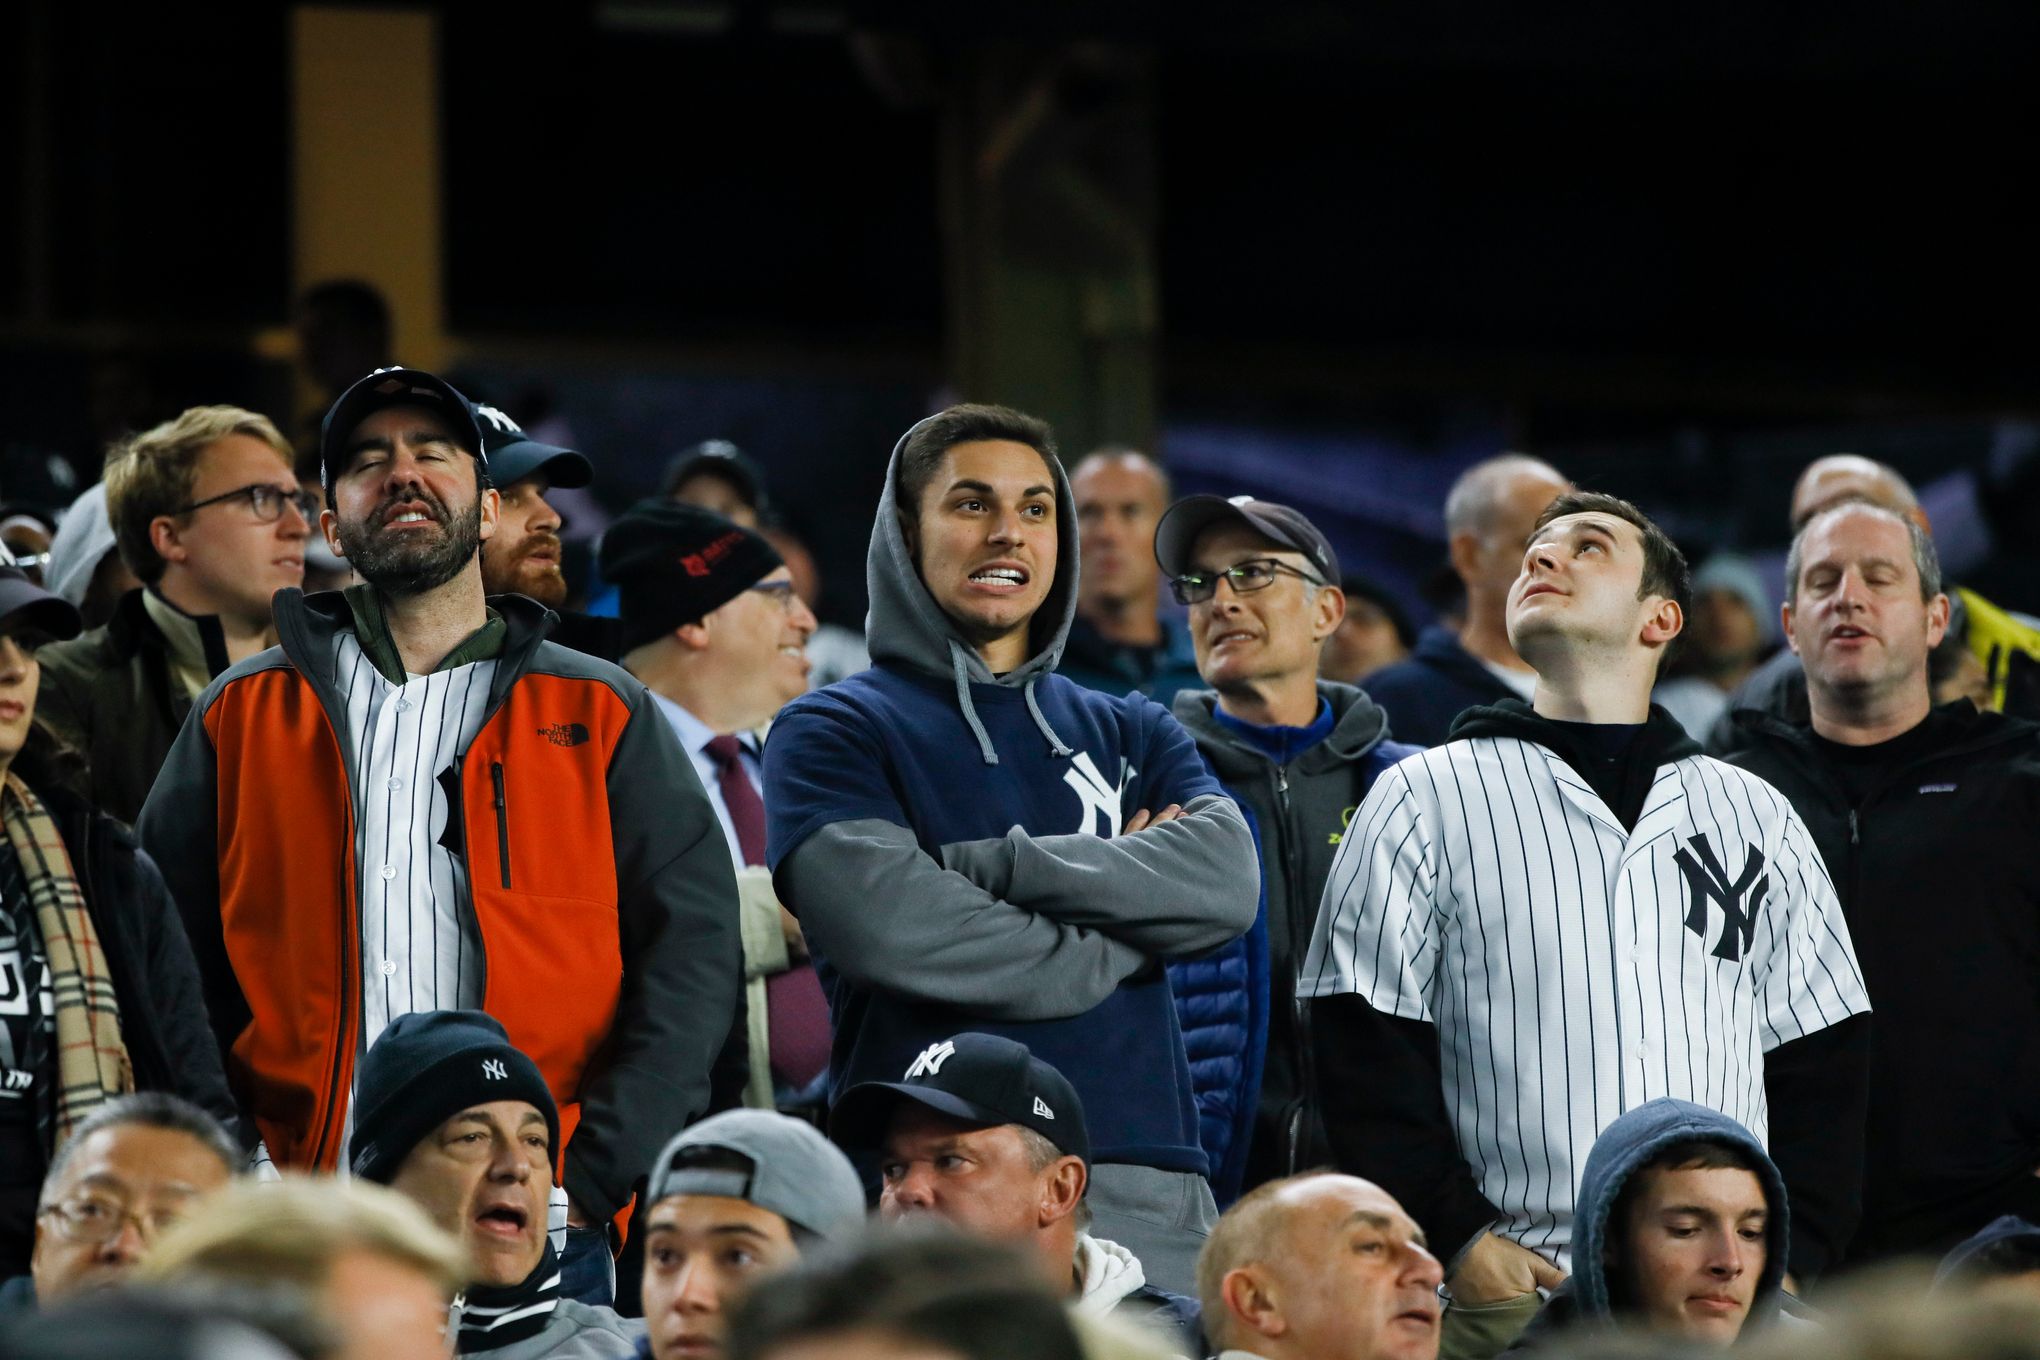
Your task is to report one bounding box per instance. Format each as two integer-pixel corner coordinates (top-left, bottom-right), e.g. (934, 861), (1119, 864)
(763, 415), (1258, 1173)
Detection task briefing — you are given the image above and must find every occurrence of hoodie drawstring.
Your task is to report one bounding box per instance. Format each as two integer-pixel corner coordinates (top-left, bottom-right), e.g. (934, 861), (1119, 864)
(951, 641), (1001, 766)
(1023, 676), (1075, 758)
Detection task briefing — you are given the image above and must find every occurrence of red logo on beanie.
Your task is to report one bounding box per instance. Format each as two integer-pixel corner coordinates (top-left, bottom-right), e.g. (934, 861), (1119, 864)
(678, 531), (744, 578)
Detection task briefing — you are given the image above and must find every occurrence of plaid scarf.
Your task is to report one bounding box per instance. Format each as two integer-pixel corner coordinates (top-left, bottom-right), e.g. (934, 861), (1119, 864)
(2, 773), (130, 1148)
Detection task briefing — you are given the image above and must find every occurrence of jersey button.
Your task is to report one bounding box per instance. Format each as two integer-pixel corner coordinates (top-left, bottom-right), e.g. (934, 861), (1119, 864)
(396, 698), (413, 712)
(379, 960), (397, 977)
(379, 864), (397, 880)
(386, 776), (403, 791)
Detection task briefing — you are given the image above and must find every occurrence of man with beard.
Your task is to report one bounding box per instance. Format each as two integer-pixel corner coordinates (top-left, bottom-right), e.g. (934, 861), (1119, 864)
(474, 405), (590, 610)
(139, 367), (741, 1309)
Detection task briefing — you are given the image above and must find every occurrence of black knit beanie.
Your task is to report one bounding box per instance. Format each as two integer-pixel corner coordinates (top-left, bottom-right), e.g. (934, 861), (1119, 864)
(598, 499), (784, 655)
(348, 1010), (559, 1184)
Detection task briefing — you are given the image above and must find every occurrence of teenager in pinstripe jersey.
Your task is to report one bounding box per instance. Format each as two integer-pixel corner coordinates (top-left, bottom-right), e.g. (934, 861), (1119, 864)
(1300, 491), (1872, 1360)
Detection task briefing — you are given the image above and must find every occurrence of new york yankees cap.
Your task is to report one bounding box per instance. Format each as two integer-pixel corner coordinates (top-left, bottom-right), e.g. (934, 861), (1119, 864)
(346, 1010), (559, 1185)
(1153, 493), (1341, 585)
(832, 1032), (1089, 1165)
(644, 1109), (867, 1246)
(319, 366), (489, 495)
(474, 403), (594, 492)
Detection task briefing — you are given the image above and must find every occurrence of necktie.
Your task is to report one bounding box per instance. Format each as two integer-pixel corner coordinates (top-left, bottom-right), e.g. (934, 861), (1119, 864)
(704, 735), (830, 1087)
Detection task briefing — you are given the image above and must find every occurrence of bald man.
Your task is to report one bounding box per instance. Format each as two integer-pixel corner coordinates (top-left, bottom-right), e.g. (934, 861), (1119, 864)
(1364, 455), (1569, 746)
(1198, 1172), (1443, 1360)
(1061, 449), (1202, 706)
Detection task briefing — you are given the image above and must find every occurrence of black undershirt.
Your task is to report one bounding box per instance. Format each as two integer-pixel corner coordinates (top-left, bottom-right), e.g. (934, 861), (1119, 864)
(1809, 717), (1943, 808)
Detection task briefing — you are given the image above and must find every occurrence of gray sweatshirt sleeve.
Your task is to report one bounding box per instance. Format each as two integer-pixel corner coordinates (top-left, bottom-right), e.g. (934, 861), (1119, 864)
(934, 793), (1257, 957)
(778, 819), (1151, 1022)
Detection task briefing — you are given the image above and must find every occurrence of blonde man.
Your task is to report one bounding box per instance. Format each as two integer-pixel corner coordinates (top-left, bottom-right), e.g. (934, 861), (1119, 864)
(141, 1176), (467, 1360)
(37, 406), (312, 821)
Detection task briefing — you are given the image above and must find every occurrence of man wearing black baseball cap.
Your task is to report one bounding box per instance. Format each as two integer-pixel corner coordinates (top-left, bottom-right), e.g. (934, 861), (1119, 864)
(1154, 494), (1419, 1199)
(661, 442), (771, 529)
(601, 501), (826, 1110)
(474, 404), (593, 611)
(834, 1032), (1199, 1350)
(352, 1010), (640, 1358)
(140, 367), (741, 1311)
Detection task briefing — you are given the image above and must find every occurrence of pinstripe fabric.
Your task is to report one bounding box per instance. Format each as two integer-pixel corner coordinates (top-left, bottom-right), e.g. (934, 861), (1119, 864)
(1298, 737), (1870, 1271)
(332, 631), (498, 1074)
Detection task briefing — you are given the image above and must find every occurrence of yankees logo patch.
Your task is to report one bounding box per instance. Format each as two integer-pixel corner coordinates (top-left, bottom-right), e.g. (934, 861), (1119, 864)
(1064, 751), (1136, 838)
(482, 1058), (509, 1080)
(1674, 833), (1767, 963)
(905, 1040), (955, 1079)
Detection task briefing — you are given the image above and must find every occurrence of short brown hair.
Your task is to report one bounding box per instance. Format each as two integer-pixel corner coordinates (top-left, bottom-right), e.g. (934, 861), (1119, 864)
(104, 406), (294, 584)
(894, 404), (1059, 528)
(1534, 491), (1691, 671)
(138, 1176), (469, 1298)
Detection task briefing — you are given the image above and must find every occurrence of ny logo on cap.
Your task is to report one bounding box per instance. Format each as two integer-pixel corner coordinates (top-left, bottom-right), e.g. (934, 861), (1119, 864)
(474, 404), (524, 437)
(1033, 1096), (1055, 1120)
(482, 1059), (508, 1081)
(905, 1041), (955, 1079)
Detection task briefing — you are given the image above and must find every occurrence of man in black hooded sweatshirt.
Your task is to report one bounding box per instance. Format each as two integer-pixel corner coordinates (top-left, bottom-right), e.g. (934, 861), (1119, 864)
(1299, 491), (1872, 1360)
(1726, 499), (2040, 1263)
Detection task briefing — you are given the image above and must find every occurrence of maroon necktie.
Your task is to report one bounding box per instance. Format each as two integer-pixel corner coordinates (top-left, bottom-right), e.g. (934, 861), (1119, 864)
(705, 735), (831, 1087)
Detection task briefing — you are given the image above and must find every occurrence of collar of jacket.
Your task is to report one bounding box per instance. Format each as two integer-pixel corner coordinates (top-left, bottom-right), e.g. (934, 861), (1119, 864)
(1409, 623), (1521, 691)
(1172, 680), (1390, 778)
(1730, 698), (2037, 771)
(1449, 697), (1701, 766)
(136, 587), (234, 696)
(272, 588), (558, 717)
(341, 582), (507, 683)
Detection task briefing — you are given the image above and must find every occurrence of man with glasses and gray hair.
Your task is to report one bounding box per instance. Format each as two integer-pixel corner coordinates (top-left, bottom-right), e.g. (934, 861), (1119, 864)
(601, 500), (826, 1110)
(36, 406), (315, 822)
(1155, 496), (1419, 1201)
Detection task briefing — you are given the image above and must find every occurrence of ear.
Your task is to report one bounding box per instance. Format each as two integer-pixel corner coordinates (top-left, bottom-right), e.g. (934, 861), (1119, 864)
(1640, 596), (1682, 651)
(476, 485), (502, 544)
(150, 514), (189, 568)
(674, 619), (714, 653)
(1038, 1156), (1086, 1229)
(899, 510), (919, 563)
(1311, 585), (1347, 645)
(1222, 1265), (1287, 1339)
(1781, 600), (1800, 657)
(320, 508), (346, 558)
(1447, 529), (1481, 584)
(1925, 592), (1951, 650)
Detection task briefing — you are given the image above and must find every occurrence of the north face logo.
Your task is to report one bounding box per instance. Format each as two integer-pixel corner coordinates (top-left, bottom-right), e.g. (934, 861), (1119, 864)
(482, 1059), (508, 1081)
(539, 723), (590, 747)
(906, 1041), (955, 1079)
(1033, 1096), (1055, 1120)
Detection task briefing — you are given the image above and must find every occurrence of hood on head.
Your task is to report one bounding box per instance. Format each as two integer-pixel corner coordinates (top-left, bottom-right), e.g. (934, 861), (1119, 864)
(864, 412), (1082, 765)
(1570, 1098), (1790, 1327)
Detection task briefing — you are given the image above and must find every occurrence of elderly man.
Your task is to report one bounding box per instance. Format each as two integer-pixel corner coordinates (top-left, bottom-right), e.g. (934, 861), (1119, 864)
(1154, 495), (1417, 1198)
(1060, 449), (1200, 706)
(139, 367), (740, 1305)
(352, 1011), (639, 1357)
(37, 406), (312, 822)
(1725, 500), (2040, 1261)
(1363, 455), (1569, 746)
(835, 1031), (1199, 1350)
(1197, 1171), (1443, 1360)
(15, 1095), (237, 1309)
(637, 1109), (867, 1360)
(604, 502), (826, 1107)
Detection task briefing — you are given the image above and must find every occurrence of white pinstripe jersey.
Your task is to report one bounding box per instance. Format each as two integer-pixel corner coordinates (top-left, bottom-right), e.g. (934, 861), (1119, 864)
(1298, 736), (1870, 1271)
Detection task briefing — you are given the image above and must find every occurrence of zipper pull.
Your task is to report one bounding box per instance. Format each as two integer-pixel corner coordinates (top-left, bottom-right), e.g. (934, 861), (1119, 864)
(1849, 808), (1859, 845)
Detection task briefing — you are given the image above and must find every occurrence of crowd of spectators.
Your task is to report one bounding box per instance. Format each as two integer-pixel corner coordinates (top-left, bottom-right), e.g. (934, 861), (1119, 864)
(3, 335), (2040, 1360)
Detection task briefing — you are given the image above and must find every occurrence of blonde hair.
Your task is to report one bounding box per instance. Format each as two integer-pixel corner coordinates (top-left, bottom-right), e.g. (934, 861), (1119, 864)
(104, 405), (294, 584)
(137, 1175), (469, 1298)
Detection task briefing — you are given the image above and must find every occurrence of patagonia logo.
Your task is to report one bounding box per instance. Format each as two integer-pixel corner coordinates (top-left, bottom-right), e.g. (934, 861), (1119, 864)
(1919, 782), (1957, 794)
(539, 722), (590, 747)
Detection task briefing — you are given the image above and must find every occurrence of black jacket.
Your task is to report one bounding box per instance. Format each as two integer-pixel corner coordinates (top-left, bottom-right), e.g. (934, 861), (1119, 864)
(1725, 702), (2040, 1259)
(0, 783), (236, 1275)
(1361, 626), (1522, 749)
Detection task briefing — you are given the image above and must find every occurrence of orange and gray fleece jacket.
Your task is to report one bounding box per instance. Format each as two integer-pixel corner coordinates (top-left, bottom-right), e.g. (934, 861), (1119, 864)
(136, 588), (740, 1223)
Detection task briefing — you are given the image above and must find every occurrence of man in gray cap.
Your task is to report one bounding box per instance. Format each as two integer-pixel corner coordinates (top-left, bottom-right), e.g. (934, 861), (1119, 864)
(636, 1109), (865, 1360)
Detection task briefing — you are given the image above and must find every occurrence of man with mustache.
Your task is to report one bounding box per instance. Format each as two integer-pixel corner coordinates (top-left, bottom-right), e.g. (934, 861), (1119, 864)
(139, 367), (741, 1309)
(475, 405), (591, 610)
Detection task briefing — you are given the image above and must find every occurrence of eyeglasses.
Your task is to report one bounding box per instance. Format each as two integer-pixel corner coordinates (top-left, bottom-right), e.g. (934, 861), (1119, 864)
(176, 483), (319, 523)
(746, 580), (801, 610)
(1169, 557), (1326, 606)
(39, 1192), (192, 1245)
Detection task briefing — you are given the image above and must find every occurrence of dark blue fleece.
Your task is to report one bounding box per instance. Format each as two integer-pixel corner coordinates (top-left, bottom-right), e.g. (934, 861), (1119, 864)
(766, 665), (1224, 1174)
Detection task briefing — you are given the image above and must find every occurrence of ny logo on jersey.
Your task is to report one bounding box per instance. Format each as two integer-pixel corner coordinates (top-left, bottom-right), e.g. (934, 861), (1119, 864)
(905, 1041), (956, 1079)
(1063, 752), (1135, 838)
(1674, 834), (1768, 963)
(482, 1059), (509, 1081)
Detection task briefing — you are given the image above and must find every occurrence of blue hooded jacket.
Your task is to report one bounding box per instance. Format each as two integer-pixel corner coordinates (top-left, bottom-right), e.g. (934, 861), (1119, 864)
(1506, 1099), (1794, 1353)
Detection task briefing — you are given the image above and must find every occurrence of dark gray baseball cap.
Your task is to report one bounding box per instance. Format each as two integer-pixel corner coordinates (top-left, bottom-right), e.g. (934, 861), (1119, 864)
(1154, 493), (1341, 584)
(473, 403), (593, 492)
(644, 1109), (866, 1245)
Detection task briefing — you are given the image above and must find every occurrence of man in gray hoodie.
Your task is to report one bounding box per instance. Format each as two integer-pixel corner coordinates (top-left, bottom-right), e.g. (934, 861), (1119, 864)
(762, 403), (1258, 1294)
